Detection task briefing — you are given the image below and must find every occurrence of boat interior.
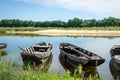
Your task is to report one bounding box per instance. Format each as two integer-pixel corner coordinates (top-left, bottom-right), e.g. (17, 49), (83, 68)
(61, 46), (83, 57)
(111, 48), (120, 60)
(23, 46), (50, 53)
(111, 49), (120, 55)
(61, 45), (100, 59)
(33, 46), (50, 52)
(74, 47), (93, 56)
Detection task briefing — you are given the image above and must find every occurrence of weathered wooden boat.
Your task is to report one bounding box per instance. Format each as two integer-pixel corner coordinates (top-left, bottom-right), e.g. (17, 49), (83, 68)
(110, 45), (120, 67)
(0, 43), (7, 50)
(109, 59), (120, 80)
(59, 43), (105, 66)
(20, 42), (52, 63)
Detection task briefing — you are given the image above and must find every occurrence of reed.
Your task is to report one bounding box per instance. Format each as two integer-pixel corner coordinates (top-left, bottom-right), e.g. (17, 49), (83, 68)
(0, 59), (101, 80)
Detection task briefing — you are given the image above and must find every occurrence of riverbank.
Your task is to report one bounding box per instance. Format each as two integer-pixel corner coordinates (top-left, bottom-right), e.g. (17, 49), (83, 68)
(0, 59), (99, 80)
(4, 29), (120, 36)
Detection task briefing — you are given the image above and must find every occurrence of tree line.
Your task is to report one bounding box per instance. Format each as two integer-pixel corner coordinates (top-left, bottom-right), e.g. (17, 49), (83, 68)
(0, 17), (120, 28)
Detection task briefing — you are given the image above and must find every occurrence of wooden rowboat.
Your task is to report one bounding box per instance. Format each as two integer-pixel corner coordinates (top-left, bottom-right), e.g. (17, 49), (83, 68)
(20, 42), (52, 63)
(59, 43), (105, 66)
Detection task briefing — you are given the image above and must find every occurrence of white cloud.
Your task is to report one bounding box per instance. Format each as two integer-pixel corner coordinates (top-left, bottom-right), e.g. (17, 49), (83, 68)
(17, 0), (120, 17)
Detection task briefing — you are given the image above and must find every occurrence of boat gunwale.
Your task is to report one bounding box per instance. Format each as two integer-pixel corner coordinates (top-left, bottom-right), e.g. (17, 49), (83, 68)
(60, 43), (104, 60)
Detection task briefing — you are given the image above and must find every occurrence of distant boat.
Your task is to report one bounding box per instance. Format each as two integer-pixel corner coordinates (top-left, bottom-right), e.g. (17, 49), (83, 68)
(19, 42), (52, 63)
(110, 45), (120, 67)
(0, 43), (7, 50)
(59, 43), (105, 66)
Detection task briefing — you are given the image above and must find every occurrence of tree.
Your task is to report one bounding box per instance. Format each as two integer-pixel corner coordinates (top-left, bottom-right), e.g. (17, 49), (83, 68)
(50, 20), (66, 27)
(67, 18), (82, 27)
(0, 17), (120, 28)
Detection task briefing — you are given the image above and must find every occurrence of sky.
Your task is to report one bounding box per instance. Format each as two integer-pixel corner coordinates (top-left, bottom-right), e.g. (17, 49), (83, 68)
(0, 0), (120, 21)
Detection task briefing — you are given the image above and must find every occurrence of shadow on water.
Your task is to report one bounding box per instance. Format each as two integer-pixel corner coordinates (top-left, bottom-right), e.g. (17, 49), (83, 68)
(109, 59), (120, 80)
(59, 54), (99, 79)
(22, 53), (53, 71)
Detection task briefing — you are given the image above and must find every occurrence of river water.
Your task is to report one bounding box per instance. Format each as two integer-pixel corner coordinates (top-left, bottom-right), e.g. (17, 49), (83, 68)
(0, 35), (120, 80)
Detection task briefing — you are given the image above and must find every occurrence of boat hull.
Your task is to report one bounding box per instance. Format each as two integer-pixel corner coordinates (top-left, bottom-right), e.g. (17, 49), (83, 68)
(0, 43), (7, 50)
(110, 45), (120, 68)
(109, 59), (120, 80)
(86, 59), (105, 66)
(20, 42), (52, 63)
(60, 52), (105, 67)
(21, 52), (52, 63)
(110, 56), (120, 68)
(60, 43), (105, 67)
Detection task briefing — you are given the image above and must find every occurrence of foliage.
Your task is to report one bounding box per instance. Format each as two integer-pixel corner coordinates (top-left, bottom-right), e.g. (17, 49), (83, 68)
(0, 17), (120, 28)
(0, 60), (101, 80)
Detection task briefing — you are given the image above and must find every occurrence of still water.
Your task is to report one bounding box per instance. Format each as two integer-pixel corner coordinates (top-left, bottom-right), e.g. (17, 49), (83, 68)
(0, 35), (120, 80)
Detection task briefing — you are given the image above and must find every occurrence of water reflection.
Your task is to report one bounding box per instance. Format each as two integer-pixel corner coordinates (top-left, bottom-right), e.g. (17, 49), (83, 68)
(22, 54), (53, 71)
(109, 59), (120, 80)
(1, 36), (120, 80)
(0, 50), (7, 59)
(59, 54), (99, 79)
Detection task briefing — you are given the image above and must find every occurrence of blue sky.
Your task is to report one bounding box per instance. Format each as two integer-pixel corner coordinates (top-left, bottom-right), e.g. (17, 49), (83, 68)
(0, 0), (120, 21)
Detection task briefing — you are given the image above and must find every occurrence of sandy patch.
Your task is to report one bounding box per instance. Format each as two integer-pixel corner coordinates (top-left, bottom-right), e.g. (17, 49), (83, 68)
(5, 29), (120, 36)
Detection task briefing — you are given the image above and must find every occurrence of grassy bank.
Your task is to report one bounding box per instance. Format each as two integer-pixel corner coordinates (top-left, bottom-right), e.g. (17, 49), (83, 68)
(1, 27), (120, 37)
(0, 27), (120, 32)
(0, 59), (100, 80)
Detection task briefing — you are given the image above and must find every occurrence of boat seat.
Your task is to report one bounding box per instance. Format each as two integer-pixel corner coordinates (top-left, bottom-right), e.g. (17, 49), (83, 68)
(23, 50), (27, 53)
(47, 48), (50, 51)
(27, 47), (32, 54)
(79, 54), (83, 57)
(83, 50), (86, 53)
(87, 52), (92, 56)
(29, 47), (33, 53)
(30, 46), (35, 52)
(80, 49), (83, 52)
(39, 49), (45, 52)
(89, 53), (92, 56)
(114, 55), (120, 60)
(26, 48), (30, 53)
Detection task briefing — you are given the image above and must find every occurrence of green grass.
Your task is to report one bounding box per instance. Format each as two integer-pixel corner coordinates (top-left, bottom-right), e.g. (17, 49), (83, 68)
(0, 26), (120, 33)
(0, 50), (7, 57)
(0, 59), (101, 80)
